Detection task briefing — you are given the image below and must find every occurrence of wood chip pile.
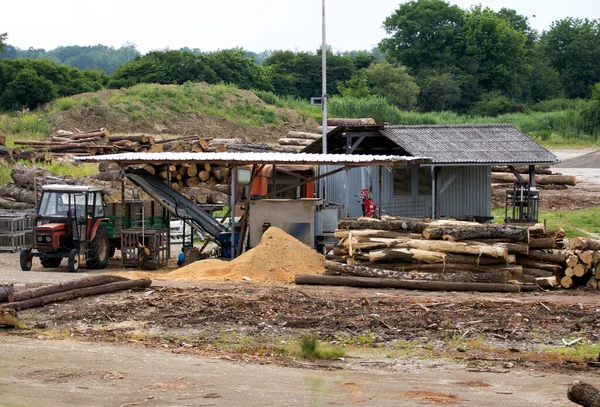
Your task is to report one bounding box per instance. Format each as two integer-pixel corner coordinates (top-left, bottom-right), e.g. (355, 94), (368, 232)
(324, 216), (599, 292)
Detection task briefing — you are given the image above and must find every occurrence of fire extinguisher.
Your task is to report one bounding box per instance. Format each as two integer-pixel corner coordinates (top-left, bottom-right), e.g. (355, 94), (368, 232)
(359, 189), (376, 217)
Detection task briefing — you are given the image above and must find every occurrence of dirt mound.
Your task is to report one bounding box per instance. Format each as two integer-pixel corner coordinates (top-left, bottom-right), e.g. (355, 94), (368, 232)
(156, 227), (325, 283)
(44, 85), (318, 143)
(555, 150), (600, 168)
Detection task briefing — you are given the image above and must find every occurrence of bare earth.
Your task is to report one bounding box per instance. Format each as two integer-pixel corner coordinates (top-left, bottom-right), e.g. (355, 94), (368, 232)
(1, 148), (600, 406)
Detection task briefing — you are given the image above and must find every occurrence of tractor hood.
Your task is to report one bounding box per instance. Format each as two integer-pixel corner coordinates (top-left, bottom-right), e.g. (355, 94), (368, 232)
(36, 223), (66, 232)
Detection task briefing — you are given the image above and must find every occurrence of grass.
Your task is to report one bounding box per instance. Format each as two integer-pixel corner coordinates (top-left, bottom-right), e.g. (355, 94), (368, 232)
(298, 333), (346, 360)
(492, 207), (600, 237)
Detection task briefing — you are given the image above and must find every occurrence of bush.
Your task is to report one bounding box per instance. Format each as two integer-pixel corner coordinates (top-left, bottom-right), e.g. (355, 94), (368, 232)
(471, 92), (513, 116)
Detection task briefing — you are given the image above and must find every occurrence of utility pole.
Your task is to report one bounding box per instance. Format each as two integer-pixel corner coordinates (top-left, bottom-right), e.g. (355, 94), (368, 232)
(321, 0), (328, 202)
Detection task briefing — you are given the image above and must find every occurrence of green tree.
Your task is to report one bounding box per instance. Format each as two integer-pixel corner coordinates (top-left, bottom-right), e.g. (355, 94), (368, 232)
(380, 0), (465, 71)
(418, 71), (461, 111)
(580, 83), (600, 134)
(337, 76), (371, 98)
(0, 32), (6, 52)
(0, 67), (58, 110)
(459, 6), (530, 97)
(363, 62), (420, 109)
(541, 18), (600, 98)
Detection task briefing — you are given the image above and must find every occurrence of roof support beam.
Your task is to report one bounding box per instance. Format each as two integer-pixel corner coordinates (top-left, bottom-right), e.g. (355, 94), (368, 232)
(258, 165), (349, 200)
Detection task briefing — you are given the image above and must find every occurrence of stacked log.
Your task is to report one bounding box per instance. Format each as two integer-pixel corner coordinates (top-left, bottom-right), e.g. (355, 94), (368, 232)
(322, 216), (599, 292)
(491, 165), (577, 191)
(277, 131), (322, 149)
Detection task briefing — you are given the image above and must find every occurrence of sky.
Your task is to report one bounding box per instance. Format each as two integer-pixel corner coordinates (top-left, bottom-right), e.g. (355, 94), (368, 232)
(2, 0), (599, 54)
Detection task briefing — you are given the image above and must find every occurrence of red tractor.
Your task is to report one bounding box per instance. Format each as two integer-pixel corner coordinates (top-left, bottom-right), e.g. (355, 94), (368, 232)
(20, 185), (111, 273)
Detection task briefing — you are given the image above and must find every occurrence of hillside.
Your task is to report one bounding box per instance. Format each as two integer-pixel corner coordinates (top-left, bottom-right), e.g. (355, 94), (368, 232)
(34, 83), (320, 143)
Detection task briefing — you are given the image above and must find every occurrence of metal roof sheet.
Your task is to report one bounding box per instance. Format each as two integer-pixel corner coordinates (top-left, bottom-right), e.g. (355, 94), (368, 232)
(75, 152), (431, 166)
(41, 184), (104, 192)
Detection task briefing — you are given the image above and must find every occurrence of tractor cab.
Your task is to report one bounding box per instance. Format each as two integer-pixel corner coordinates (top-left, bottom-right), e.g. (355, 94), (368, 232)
(21, 185), (111, 273)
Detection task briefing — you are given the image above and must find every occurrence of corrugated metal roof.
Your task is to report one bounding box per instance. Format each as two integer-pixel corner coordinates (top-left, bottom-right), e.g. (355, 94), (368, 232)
(303, 124), (559, 165)
(381, 124), (558, 164)
(75, 152), (431, 166)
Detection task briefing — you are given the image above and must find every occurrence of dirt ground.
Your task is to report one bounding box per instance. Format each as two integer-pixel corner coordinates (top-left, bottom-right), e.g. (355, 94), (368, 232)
(1, 149), (599, 406)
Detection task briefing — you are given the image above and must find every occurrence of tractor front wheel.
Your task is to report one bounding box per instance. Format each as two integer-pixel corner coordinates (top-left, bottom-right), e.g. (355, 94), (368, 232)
(87, 226), (109, 269)
(68, 249), (80, 273)
(20, 249), (32, 271)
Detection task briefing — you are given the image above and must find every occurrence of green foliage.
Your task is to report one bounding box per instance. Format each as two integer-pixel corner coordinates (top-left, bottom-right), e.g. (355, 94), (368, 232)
(461, 6), (530, 97)
(471, 91), (513, 116)
(0, 33), (6, 52)
(362, 62), (420, 110)
(380, 0), (465, 70)
(579, 83), (600, 135)
(0, 67), (57, 110)
(0, 43), (140, 74)
(298, 333), (346, 360)
(337, 76), (371, 98)
(541, 18), (600, 99)
(418, 71), (461, 111)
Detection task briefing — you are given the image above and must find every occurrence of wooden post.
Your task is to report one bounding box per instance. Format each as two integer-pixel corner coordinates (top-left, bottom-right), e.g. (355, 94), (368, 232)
(378, 165), (382, 219)
(230, 165), (237, 259)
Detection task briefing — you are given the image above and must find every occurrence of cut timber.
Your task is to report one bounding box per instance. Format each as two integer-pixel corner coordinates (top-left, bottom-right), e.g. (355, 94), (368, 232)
(339, 217), (429, 233)
(366, 263), (523, 280)
(491, 165), (552, 175)
(325, 260), (508, 284)
(107, 135), (152, 144)
(491, 173), (577, 186)
(565, 267), (575, 277)
(8, 275), (130, 302)
(529, 237), (558, 249)
(211, 167), (229, 182)
(567, 380), (600, 407)
(0, 285), (13, 303)
(574, 264), (587, 277)
(198, 170), (211, 182)
(536, 276), (557, 289)
(286, 131), (322, 140)
(334, 229), (423, 240)
(570, 237), (600, 251)
(187, 186), (229, 205)
(327, 118), (376, 126)
(523, 268), (554, 278)
(526, 250), (568, 264)
(560, 275), (574, 288)
(578, 251), (594, 266)
(341, 237), (507, 259)
(596, 264), (600, 280)
(91, 170), (121, 182)
(586, 276), (598, 290)
(11, 162), (53, 190)
(278, 138), (313, 146)
(423, 224), (529, 243)
(0, 184), (36, 204)
(295, 274), (523, 293)
(515, 257), (563, 273)
(1, 278), (151, 311)
(367, 248), (446, 263)
(99, 162), (121, 172)
(0, 308), (19, 327)
(566, 254), (580, 268)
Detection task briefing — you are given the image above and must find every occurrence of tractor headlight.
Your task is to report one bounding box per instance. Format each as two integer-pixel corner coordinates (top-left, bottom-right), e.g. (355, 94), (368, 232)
(45, 236), (51, 243)
(37, 236), (43, 243)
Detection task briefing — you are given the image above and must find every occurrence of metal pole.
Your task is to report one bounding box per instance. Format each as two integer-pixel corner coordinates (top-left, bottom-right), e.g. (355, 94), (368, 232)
(230, 166), (236, 259)
(321, 0), (328, 203)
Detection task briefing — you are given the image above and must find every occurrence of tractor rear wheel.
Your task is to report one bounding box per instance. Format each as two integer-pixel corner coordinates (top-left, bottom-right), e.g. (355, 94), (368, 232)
(87, 226), (109, 269)
(20, 249), (32, 271)
(40, 256), (61, 268)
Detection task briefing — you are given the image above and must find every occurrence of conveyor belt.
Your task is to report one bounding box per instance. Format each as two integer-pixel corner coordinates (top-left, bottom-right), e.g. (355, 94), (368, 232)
(125, 168), (226, 242)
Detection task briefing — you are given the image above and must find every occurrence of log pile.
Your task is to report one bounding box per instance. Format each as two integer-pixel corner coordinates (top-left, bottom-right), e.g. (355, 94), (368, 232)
(491, 165), (577, 190)
(318, 216), (600, 292)
(278, 131), (322, 149)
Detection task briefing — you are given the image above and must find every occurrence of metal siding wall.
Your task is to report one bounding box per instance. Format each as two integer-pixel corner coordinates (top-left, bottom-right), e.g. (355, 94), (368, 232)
(439, 166), (491, 218)
(326, 166), (364, 217)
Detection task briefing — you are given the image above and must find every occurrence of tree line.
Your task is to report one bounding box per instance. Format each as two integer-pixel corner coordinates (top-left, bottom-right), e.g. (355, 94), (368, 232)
(0, 0), (599, 118)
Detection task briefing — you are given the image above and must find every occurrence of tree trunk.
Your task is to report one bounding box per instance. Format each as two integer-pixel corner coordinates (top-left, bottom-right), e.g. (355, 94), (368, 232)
(0, 184), (37, 204)
(570, 237), (600, 251)
(522, 268), (554, 278)
(99, 162), (121, 172)
(11, 162), (53, 190)
(107, 135), (151, 144)
(2, 278), (151, 311)
(278, 138), (314, 146)
(286, 131), (322, 140)
(211, 167), (229, 182)
(529, 237), (558, 249)
(491, 165), (552, 175)
(367, 248), (447, 263)
(515, 257), (563, 273)
(526, 250), (569, 264)
(338, 217), (429, 233)
(198, 170), (211, 182)
(0, 196), (35, 210)
(8, 275), (130, 303)
(422, 225), (529, 243)
(295, 274), (524, 293)
(491, 173), (577, 186)
(341, 237), (507, 259)
(327, 118), (375, 126)
(560, 275), (574, 288)
(325, 260), (508, 284)
(567, 380), (600, 407)
(187, 186), (229, 205)
(578, 251), (594, 266)
(90, 170), (121, 182)
(334, 229), (423, 240)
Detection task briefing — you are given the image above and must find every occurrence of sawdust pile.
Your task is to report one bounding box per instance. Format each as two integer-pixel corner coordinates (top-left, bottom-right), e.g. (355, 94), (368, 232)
(164, 227), (325, 283)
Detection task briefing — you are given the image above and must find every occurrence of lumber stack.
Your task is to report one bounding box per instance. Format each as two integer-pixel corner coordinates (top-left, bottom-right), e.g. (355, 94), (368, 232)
(278, 131), (322, 149)
(320, 216), (599, 292)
